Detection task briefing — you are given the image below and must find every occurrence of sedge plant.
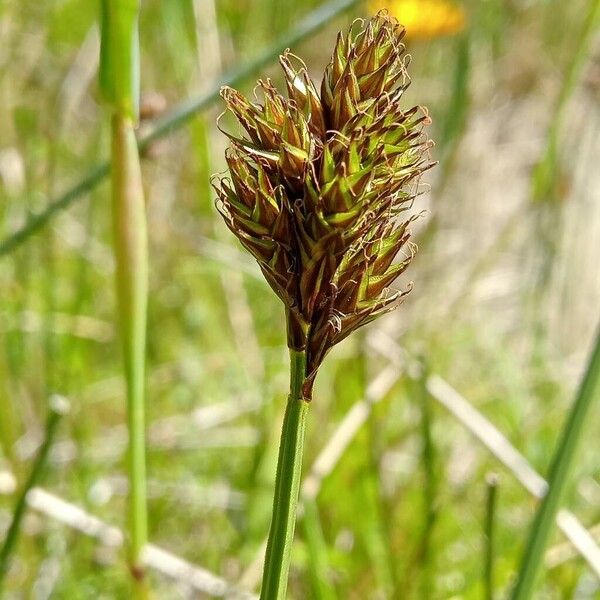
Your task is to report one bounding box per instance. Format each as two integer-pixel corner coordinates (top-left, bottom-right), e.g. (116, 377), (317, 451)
(213, 12), (434, 598)
(99, 0), (149, 591)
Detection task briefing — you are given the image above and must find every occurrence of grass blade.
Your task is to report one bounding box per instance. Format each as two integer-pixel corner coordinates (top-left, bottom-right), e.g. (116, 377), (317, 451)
(418, 360), (437, 599)
(439, 32), (471, 166)
(531, 0), (600, 202)
(0, 396), (69, 587)
(510, 324), (600, 599)
(484, 473), (499, 600)
(302, 499), (336, 600)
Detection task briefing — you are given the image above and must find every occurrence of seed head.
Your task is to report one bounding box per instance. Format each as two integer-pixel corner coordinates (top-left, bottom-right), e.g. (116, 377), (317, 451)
(214, 11), (435, 397)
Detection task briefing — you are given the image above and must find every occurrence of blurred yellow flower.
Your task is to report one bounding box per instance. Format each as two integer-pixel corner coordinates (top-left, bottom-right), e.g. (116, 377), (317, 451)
(368, 0), (466, 40)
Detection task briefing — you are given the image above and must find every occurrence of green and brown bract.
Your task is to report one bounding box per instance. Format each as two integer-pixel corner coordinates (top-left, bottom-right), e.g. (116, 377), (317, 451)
(214, 12), (434, 397)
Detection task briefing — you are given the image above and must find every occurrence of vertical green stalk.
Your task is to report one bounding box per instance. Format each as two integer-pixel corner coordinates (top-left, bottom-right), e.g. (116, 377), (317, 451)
(0, 396), (69, 588)
(302, 499), (336, 600)
(111, 114), (149, 580)
(415, 358), (437, 599)
(0, 361), (18, 464)
(439, 33), (470, 168)
(100, 0), (140, 120)
(531, 0), (600, 202)
(100, 0), (148, 587)
(484, 473), (499, 600)
(260, 349), (310, 600)
(357, 336), (396, 597)
(510, 325), (600, 600)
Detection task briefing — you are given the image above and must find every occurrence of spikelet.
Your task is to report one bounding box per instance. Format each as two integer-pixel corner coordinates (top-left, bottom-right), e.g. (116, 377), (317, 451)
(214, 11), (435, 397)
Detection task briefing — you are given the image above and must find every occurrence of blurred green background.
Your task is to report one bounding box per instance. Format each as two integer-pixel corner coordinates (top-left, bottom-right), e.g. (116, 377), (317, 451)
(1, 0), (599, 597)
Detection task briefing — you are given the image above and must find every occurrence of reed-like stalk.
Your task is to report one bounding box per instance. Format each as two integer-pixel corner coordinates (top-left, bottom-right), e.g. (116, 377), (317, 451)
(419, 362), (437, 599)
(510, 324), (600, 599)
(100, 0), (149, 590)
(0, 396), (69, 588)
(302, 498), (337, 600)
(484, 473), (499, 600)
(360, 339), (397, 598)
(110, 114), (149, 582)
(531, 0), (600, 202)
(261, 350), (310, 599)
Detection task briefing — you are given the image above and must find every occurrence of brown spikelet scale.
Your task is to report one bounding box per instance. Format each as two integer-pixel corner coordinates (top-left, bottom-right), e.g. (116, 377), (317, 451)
(213, 11), (435, 398)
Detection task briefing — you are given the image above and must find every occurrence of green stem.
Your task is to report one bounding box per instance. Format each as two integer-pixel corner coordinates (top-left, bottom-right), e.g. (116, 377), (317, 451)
(484, 473), (499, 600)
(510, 325), (600, 600)
(0, 396), (69, 588)
(302, 498), (336, 600)
(419, 361), (437, 600)
(111, 114), (149, 583)
(531, 0), (600, 202)
(260, 349), (310, 600)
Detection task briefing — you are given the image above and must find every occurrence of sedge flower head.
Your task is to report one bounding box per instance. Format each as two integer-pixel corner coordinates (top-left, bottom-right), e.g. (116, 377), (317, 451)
(214, 12), (435, 397)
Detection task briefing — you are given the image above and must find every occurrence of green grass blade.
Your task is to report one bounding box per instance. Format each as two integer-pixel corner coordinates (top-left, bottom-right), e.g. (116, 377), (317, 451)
(531, 0), (600, 202)
(484, 473), (499, 600)
(0, 0), (361, 259)
(418, 361), (437, 599)
(0, 397), (69, 588)
(510, 324), (600, 599)
(302, 499), (336, 600)
(439, 32), (471, 167)
(359, 467), (397, 597)
(0, 164), (108, 258)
